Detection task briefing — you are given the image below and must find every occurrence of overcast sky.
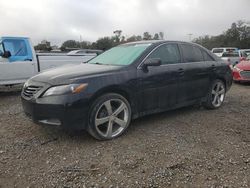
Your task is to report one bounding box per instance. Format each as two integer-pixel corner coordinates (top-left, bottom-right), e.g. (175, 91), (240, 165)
(0, 0), (250, 45)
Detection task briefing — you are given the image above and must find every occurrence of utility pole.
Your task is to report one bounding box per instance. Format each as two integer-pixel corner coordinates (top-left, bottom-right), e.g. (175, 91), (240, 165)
(80, 35), (82, 49)
(188, 33), (193, 41)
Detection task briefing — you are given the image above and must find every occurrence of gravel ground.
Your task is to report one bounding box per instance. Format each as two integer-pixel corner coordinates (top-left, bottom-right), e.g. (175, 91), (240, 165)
(0, 84), (249, 188)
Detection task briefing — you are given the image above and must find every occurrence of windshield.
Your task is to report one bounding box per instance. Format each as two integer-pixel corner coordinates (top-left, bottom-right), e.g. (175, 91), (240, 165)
(88, 43), (151, 66)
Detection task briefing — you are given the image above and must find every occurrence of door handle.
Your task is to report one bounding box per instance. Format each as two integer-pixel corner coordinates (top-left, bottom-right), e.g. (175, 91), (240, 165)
(211, 64), (216, 71)
(178, 68), (184, 75)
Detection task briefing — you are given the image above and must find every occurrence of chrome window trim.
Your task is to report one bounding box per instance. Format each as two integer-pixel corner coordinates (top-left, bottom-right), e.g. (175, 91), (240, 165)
(137, 42), (216, 69)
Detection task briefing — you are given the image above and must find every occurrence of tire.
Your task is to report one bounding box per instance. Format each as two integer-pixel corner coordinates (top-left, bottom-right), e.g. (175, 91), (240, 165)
(203, 79), (226, 109)
(87, 93), (131, 140)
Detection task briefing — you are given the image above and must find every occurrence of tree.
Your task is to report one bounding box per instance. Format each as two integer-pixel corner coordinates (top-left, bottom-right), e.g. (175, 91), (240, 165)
(79, 41), (91, 49)
(113, 30), (123, 44)
(143, 32), (152, 40)
(34, 40), (52, 52)
(126, 35), (142, 42)
(92, 37), (116, 50)
(153, 33), (160, 40)
(193, 20), (250, 49)
(60, 40), (92, 51)
(159, 32), (164, 40)
(61, 40), (80, 50)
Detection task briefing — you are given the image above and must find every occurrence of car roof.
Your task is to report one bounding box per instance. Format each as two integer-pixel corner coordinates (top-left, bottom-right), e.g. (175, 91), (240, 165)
(122, 40), (203, 47)
(1, 36), (30, 40)
(212, 47), (237, 49)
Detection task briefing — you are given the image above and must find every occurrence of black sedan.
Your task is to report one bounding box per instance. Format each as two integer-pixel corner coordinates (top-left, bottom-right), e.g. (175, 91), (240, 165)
(21, 41), (233, 140)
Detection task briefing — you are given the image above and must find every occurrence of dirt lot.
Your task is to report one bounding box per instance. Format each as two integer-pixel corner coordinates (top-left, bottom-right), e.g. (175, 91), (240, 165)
(0, 84), (249, 188)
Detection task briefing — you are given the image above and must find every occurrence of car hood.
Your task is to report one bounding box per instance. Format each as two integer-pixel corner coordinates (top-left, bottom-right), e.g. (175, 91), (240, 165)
(31, 63), (123, 85)
(236, 61), (250, 71)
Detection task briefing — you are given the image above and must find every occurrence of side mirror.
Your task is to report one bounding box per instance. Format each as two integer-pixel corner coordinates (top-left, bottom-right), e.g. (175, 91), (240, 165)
(144, 58), (162, 67)
(0, 50), (3, 56)
(2, 51), (11, 58)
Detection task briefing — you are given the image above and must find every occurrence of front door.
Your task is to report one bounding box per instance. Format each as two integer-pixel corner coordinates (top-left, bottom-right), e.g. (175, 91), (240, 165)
(137, 43), (182, 114)
(0, 38), (36, 85)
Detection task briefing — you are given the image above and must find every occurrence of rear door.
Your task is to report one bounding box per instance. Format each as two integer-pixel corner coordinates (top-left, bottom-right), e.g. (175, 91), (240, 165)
(177, 43), (211, 104)
(0, 38), (36, 85)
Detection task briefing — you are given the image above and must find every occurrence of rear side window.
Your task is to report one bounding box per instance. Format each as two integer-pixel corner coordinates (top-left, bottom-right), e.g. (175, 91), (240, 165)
(180, 44), (203, 62)
(148, 44), (181, 64)
(201, 50), (214, 61)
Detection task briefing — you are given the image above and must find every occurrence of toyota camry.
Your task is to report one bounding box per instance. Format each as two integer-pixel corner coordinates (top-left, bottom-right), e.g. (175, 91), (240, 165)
(21, 41), (233, 140)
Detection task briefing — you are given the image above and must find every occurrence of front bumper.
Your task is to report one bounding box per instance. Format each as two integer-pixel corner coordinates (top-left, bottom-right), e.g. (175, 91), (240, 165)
(21, 95), (90, 130)
(233, 70), (250, 82)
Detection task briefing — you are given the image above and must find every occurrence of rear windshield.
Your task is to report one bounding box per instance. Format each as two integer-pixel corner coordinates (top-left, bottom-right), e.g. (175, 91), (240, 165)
(88, 44), (151, 66)
(222, 53), (239, 57)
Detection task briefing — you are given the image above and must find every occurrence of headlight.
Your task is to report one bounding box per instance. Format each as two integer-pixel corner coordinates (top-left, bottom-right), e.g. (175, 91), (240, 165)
(43, 83), (88, 97)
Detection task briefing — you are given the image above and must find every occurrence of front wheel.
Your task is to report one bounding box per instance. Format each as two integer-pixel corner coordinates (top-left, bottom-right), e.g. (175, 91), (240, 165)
(204, 79), (226, 109)
(87, 93), (131, 140)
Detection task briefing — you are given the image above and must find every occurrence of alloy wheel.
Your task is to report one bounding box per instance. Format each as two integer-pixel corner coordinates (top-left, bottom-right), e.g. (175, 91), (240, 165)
(94, 99), (129, 139)
(211, 82), (225, 107)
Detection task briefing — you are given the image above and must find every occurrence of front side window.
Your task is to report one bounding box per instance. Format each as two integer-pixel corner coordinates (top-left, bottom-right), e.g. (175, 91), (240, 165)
(88, 43), (151, 66)
(3, 39), (28, 57)
(201, 50), (214, 61)
(180, 44), (203, 62)
(147, 44), (181, 64)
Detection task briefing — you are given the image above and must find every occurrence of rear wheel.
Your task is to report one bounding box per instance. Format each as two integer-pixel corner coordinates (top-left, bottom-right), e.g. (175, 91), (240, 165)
(204, 79), (226, 109)
(87, 93), (131, 140)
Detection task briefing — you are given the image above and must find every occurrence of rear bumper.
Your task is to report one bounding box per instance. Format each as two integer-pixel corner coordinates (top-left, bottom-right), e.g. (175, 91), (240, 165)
(21, 96), (89, 130)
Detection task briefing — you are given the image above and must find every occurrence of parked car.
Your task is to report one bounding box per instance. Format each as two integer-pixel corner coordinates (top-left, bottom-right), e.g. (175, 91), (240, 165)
(67, 49), (103, 56)
(211, 47), (238, 57)
(0, 36), (98, 86)
(21, 41), (233, 140)
(221, 51), (248, 66)
(240, 49), (250, 56)
(232, 54), (250, 82)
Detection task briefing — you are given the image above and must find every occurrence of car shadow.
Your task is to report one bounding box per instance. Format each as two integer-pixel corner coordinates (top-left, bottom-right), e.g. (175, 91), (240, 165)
(46, 104), (202, 143)
(131, 105), (201, 128)
(233, 82), (250, 87)
(0, 91), (21, 97)
(0, 85), (22, 97)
